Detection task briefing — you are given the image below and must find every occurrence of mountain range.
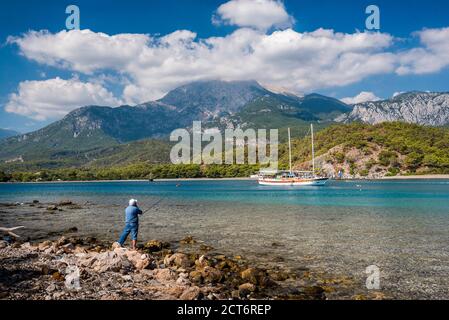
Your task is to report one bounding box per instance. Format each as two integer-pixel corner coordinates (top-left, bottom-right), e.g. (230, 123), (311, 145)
(336, 91), (449, 126)
(1, 80), (449, 170)
(0, 80), (350, 168)
(0, 129), (19, 140)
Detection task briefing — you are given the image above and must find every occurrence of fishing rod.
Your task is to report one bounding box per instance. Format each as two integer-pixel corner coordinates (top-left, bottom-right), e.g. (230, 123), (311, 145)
(142, 197), (164, 214)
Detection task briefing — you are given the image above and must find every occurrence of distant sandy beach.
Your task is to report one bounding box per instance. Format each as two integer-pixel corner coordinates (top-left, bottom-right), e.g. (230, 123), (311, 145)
(381, 174), (449, 180)
(0, 177), (255, 184)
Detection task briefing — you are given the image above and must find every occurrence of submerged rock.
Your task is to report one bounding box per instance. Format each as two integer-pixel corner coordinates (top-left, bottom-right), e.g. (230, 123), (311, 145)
(58, 200), (73, 206)
(144, 240), (170, 252)
(180, 286), (200, 300)
(66, 227), (78, 233)
(180, 235), (196, 244)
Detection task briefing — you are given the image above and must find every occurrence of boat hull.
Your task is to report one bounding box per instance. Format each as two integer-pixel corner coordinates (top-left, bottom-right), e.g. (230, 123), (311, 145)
(258, 177), (329, 186)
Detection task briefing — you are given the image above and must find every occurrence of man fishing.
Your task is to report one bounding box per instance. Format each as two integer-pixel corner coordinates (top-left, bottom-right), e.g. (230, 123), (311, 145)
(117, 199), (142, 250)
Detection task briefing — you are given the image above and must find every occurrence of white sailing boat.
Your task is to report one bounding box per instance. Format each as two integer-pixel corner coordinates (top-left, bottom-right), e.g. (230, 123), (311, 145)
(258, 124), (329, 186)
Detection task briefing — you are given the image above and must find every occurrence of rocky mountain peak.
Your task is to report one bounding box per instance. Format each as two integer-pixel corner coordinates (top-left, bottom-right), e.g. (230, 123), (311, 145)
(336, 91), (449, 126)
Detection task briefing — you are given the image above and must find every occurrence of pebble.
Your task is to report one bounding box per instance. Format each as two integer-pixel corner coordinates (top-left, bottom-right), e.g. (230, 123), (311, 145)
(46, 284), (56, 293)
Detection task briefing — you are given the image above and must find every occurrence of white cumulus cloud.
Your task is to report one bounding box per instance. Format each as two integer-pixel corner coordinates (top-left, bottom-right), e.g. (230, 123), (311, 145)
(213, 0), (294, 31)
(396, 27), (449, 75)
(6, 8), (449, 122)
(341, 91), (381, 105)
(8, 28), (395, 106)
(5, 77), (122, 120)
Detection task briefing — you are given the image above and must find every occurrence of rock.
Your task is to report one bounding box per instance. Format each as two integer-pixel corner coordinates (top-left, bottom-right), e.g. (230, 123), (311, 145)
(200, 244), (214, 251)
(238, 283), (256, 296)
(180, 235), (196, 244)
(66, 227), (78, 233)
(79, 254), (98, 268)
(0, 240), (8, 249)
(85, 237), (97, 244)
(62, 243), (75, 252)
(73, 246), (88, 254)
(135, 258), (150, 270)
(144, 240), (169, 252)
(180, 286), (200, 300)
(92, 251), (125, 273)
(32, 200), (39, 204)
(111, 242), (121, 249)
(56, 236), (68, 246)
(124, 250), (151, 270)
(176, 275), (191, 285)
(195, 255), (210, 269)
(20, 242), (34, 250)
(43, 246), (54, 254)
(241, 268), (258, 284)
(303, 286), (326, 299)
(240, 267), (273, 287)
(41, 265), (57, 275)
(189, 270), (203, 284)
(53, 292), (65, 299)
(46, 284), (56, 293)
(269, 270), (290, 281)
(153, 268), (177, 282)
(11, 242), (21, 249)
(58, 200), (73, 206)
(231, 290), (240, 299)
(46, 205), (58, 211)
(201, 266), (223, 284)
(214, 254), (226, 261)
(164, 253), (192, 269)
(121, 275), (132, 281)
(52, 272), (65, 282)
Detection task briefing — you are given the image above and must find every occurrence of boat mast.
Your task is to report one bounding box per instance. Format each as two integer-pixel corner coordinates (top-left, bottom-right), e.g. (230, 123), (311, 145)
(288, 127), (292, 174)
(311, 124), (315, 175)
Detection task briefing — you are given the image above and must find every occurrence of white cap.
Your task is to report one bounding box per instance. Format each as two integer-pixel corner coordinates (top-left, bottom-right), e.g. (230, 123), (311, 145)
(129, 199), (137, 206)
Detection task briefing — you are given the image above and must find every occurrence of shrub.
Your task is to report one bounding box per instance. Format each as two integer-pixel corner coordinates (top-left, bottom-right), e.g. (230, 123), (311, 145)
(405, 152), (424, 170)
(378, 150), (398, 167)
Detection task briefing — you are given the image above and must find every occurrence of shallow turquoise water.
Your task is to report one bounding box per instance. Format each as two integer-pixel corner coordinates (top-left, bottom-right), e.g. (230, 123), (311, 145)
(1, 179), (449, 298)
(1, 179), (448, 212)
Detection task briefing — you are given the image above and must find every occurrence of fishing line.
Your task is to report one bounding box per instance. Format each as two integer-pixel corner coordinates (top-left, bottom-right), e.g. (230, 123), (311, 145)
(142, 197), (164, 214)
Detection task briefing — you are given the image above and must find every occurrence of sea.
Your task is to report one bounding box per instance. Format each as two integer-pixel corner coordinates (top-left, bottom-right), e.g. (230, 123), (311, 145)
(1, 179), (449, 299)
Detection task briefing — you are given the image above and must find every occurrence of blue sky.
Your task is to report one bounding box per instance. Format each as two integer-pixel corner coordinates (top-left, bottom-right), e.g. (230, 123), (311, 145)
(1, 0), (449, 133)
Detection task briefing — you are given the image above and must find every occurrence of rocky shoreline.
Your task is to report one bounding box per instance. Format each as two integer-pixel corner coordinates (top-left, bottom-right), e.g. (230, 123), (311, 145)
(0, 234), (335, 300)
(0, 200), (388, 300)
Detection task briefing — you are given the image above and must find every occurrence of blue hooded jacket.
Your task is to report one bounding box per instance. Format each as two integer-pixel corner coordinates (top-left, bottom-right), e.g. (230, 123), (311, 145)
(125, 205), (143, 224)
